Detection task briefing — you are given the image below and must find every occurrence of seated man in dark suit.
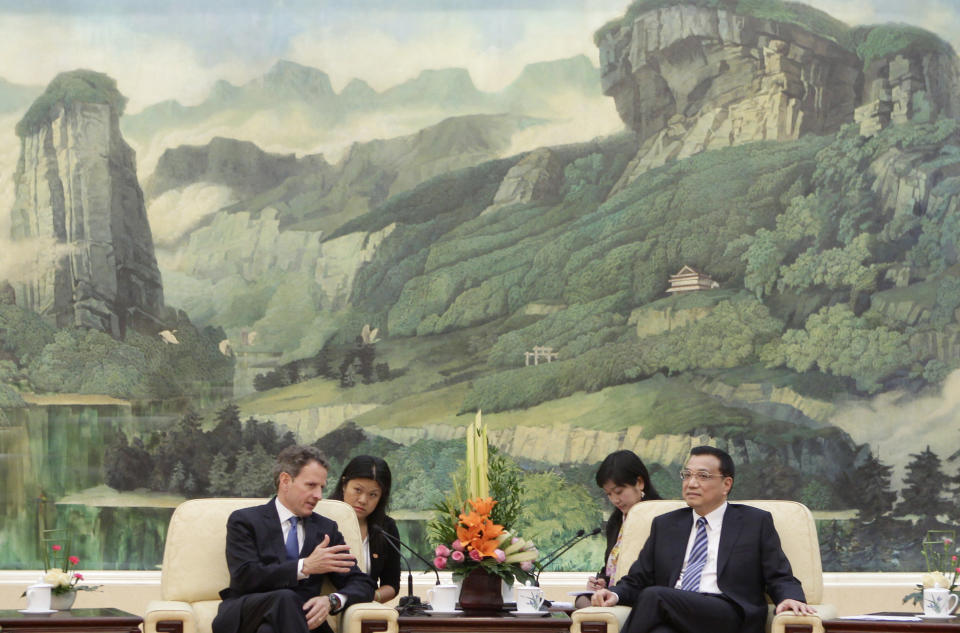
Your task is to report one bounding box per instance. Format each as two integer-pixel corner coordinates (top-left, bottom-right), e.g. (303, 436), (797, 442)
(591, 445), (816, 633)
(213, 445), (376, 633)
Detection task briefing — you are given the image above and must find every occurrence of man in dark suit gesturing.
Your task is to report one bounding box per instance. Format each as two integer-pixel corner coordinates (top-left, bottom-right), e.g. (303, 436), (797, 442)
(591, 446), (816, 633)
(213, 445), (376, 633)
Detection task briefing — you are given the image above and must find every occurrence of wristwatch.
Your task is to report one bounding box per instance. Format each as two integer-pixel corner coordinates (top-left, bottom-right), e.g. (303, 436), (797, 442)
(328, 593), (343, 613)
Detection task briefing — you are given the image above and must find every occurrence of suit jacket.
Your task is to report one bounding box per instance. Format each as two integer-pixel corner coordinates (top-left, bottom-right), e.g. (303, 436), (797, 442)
(368, 516), (402, 593)
(212, 498), (376, 633)
(612, 504), (805, 633)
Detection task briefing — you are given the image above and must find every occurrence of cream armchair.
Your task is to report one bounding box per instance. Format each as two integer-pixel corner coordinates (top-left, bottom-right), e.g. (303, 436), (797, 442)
(144, 498), (398, 633)
(571, 500), (837, 633)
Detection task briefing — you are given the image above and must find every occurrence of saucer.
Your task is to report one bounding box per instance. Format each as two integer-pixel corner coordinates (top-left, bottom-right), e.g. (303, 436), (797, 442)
(510, 610), (549, 617)
(18, 609), (57, 615)
(920, 614), (957, 620)
(427, 609), (463, 616)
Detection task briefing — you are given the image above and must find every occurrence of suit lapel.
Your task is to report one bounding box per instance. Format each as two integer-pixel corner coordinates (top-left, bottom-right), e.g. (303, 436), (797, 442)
(261, 498), (287, 559)
(717, 503), (743, 576)
(301, 512), (321, 554)
(667, 508), (693, 586)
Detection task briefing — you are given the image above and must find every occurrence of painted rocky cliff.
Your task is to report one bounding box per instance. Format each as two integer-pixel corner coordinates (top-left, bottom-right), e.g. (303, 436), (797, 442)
(9, 70), (166, 337)
(597, 2), (960, 185)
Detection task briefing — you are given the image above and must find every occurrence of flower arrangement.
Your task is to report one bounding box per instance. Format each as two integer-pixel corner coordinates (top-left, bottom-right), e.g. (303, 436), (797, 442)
(40, 531), (101, 595)
(903, 530), (959, 606)
(428, 412), (538, 585)
(432, 496), (538, 584)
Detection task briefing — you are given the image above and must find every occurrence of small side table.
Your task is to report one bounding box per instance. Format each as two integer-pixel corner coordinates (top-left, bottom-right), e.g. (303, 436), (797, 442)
(395, 611), (571, 633)
(0, 607), (142, 633)
(823, 612), (960, 633)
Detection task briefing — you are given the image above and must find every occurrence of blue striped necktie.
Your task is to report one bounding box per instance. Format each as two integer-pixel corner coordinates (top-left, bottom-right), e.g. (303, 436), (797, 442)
(285, 516), (300, 561)
(680, 517), (708, 592)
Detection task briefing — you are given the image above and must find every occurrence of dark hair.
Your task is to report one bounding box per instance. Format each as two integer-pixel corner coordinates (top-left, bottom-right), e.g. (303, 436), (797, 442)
(689, 445), (735, 479)
(596, 450), (662, 498)
(596, 451), (661, 553)
(273, 445), (329, 489)
(331, 455), (393, 550)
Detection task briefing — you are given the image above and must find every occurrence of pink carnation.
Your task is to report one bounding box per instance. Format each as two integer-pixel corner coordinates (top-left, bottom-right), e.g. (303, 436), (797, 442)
(68, 556), (79, 565)
(435, 545), (451, 558)
(521, 561), (534, 572)
(469, 549), (483, 562)
(434, 556), (447, 570)
(494, 549), (506, 562)
(74, 573), (84, 580)
(451, 550), (465, 563)
(452, 539), (465, 552)
(51, 545), (62, 552)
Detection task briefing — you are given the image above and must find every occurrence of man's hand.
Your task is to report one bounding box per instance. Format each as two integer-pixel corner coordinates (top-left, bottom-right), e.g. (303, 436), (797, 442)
(590, 588), (619, 607)
(301, 534), (356, 575)
(303, 595), (332, 630)
(775, 599), (817, 615)
(586, 576), (607, 591)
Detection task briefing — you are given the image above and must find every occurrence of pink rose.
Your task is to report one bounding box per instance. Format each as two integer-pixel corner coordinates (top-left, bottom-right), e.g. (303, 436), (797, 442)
(521, 561), (534, 572)
(435, 545), (451, 558)
(52, 545), (62, 552)
(68, 556), (79, 565)
(469, 549), (482, 562)
(434, 556), (447, 570)
(494, 549), (506, 562)
(451, 550), (465, 563)
(452, 539), (465, 552)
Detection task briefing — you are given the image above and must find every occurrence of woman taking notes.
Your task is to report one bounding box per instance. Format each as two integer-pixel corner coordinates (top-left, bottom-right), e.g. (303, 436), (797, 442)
(576, 450), (661, 607)
(332, 455), (401, 603)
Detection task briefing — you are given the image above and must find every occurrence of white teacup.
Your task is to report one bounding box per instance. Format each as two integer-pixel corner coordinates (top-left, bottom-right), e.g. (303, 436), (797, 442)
(25, 582), (53, 612)
(515, 585), (545, 612)
(924, 587), (959, 617)
(428, 584), (460, 612)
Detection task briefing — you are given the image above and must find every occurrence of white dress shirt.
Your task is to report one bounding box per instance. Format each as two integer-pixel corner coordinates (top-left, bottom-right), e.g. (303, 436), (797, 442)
(675, 501), (727, 594)
(276, 498), (309, 579)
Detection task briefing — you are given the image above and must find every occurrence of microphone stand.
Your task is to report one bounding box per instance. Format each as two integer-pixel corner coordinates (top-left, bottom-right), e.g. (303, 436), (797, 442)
(534, 528), (602, 586)
(372, 525), (441, 585)
(373, 527), (425, 615)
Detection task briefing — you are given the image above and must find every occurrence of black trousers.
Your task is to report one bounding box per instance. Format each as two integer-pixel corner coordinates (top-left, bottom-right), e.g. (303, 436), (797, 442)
(236, 589), (318, 633)
(621, 587), (743, 633)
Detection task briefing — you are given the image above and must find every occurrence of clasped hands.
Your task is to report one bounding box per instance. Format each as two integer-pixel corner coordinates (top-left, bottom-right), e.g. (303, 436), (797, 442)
(590, 589), (817, 615)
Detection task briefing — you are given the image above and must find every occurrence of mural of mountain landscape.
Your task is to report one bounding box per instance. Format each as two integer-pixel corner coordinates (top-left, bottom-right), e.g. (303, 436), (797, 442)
(2, 0), (960, 573)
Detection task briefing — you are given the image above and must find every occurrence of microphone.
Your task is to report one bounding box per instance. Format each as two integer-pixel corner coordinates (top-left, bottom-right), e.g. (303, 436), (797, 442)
(371, 525), (422, 614)
(534, 527), (602, 585)
(371, 525), (441, 586)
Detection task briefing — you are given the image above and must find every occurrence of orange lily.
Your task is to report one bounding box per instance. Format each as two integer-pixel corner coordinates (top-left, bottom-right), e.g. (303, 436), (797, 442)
(469, 497), (497, 516)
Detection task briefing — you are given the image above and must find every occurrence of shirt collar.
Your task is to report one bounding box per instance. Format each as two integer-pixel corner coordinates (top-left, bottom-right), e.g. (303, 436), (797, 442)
(275, 497), (297, 524)
(695, 501), (727, 530)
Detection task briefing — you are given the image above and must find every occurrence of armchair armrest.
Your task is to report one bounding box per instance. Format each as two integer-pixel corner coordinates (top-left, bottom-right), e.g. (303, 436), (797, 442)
(571, 605), (632, 633)
(770, 613), (822, 633)
(769, 603), (836, 633)
(344, 601), (399, 633)
(144, 600), (197, 633)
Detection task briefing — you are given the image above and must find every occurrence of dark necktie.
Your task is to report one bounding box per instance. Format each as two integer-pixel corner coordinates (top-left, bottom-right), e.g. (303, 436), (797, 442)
(680, 517), (708, 592)
(285, 516), (300, 561)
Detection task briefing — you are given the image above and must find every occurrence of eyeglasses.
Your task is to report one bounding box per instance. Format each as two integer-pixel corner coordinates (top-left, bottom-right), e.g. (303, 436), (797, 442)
(679, 470), (724, 482)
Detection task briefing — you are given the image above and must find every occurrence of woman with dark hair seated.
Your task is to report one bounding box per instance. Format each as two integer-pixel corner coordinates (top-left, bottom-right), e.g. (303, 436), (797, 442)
(576, 450), (662, 608)
(331, 455), (400, 603)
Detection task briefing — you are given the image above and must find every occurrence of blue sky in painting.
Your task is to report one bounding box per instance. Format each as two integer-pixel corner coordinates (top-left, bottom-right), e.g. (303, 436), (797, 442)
(0, 0), (957, 111)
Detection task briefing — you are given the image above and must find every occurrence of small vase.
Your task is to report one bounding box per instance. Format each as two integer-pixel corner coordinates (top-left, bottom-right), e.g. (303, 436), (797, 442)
(459, 568), (503, 613)
(51, 591), (76, 610)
